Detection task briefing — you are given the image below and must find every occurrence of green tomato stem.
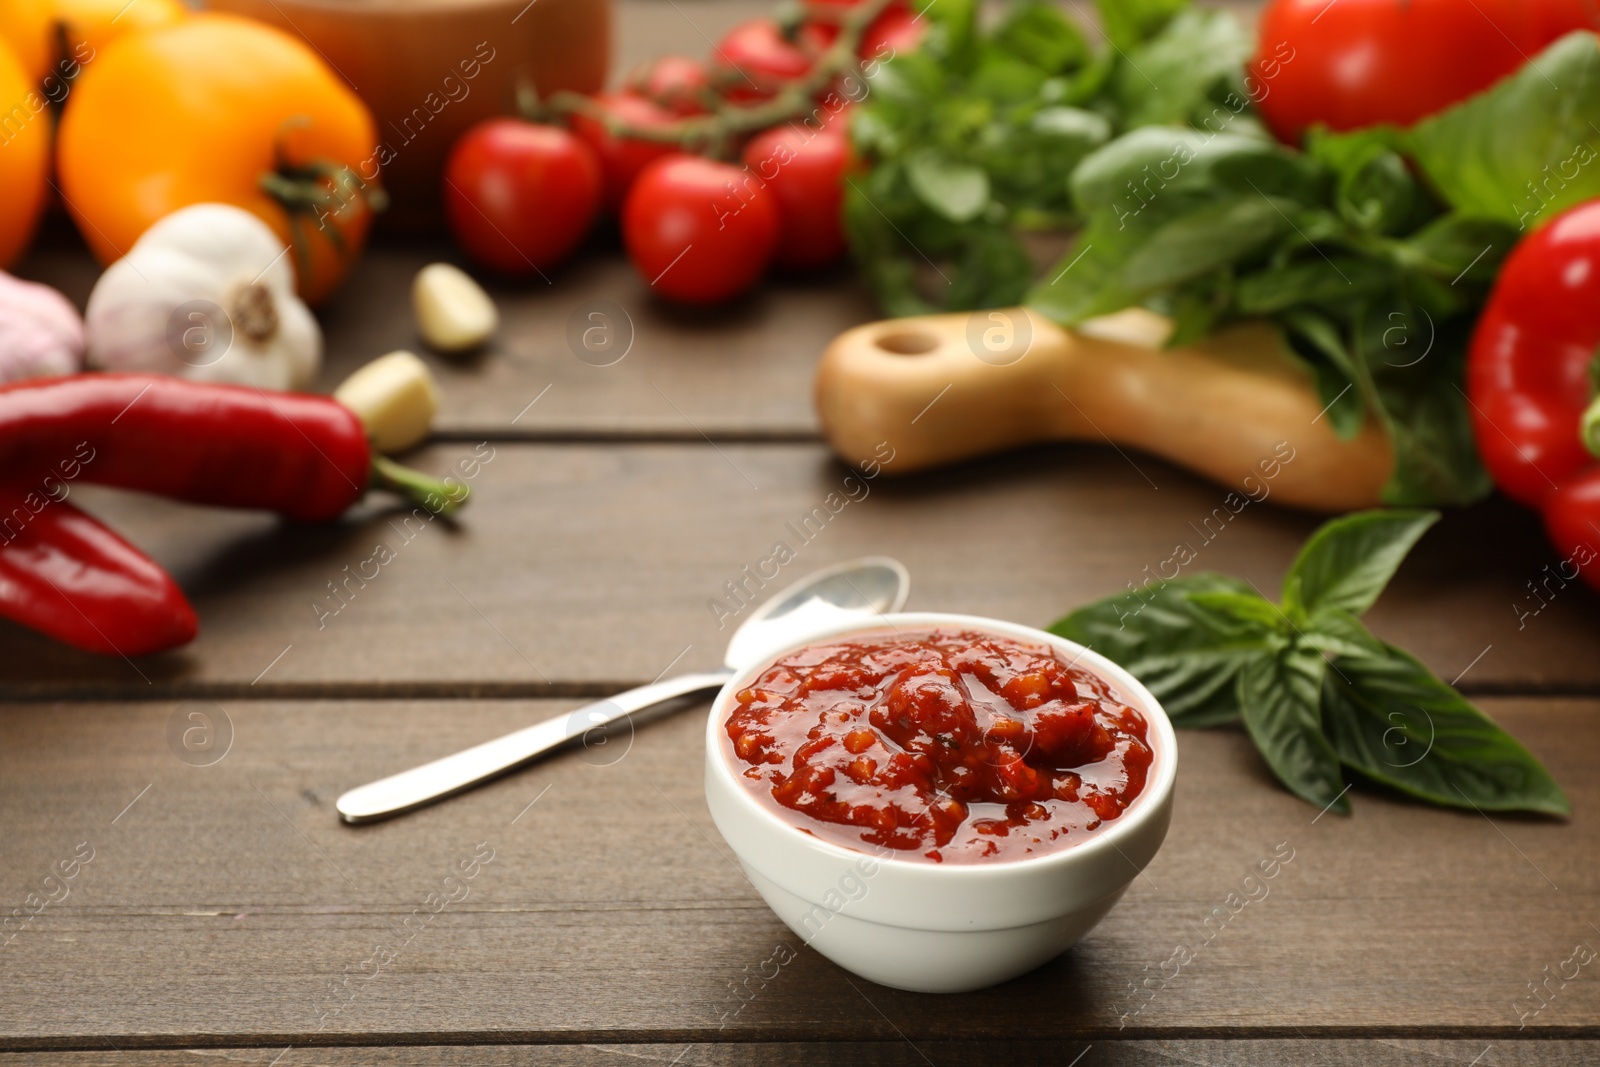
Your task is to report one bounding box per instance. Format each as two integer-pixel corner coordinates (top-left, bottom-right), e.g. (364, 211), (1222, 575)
(1582, 394), (1600, 461)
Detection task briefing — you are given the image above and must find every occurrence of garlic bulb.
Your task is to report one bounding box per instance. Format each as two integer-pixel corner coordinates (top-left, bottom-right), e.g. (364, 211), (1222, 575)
(0, 271), (85, 382)
(85, 203), (321, 390)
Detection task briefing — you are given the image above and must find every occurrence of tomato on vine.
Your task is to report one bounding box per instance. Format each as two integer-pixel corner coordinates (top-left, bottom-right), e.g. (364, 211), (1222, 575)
(568, 92), (683, 210)
(714, 18), (813, 101)
(625, 54), (712, 116)
(622, 156), (779, 304)
(443, 118), (602, 276)
(742, 123), (850, 270)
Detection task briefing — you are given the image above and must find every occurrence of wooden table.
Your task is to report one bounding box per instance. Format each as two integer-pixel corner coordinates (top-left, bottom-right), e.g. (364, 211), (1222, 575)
(4, 3), (1599, 1064)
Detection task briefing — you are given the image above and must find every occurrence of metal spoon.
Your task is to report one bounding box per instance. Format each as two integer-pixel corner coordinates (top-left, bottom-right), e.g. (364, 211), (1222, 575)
(335, 557), (910, 823)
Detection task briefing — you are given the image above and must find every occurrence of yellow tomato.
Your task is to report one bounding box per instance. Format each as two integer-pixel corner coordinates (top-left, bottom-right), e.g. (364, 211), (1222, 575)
(56, 0), (187, 61)
(0, 0), (52, 84)
(0, 38), (50, 266)
(56, 14), (380, 304)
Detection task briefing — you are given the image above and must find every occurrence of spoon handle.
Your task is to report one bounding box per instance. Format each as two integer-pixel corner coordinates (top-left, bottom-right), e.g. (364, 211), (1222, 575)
(335, 670), (734, 824)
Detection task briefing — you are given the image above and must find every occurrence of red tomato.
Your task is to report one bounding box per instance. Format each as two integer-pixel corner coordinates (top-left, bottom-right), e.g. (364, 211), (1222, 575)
(1249, 0), (1585, 143)
(624, 54), (711, 116)
(442, 119), (601, 276)
(568, 92), (682, 210)
(714, 18), (813, 101)
(804, 0), (925, 58)
(622, 155), (778, 304)
(859, 5), (926, 58)
(741, 123), (849, 270)
(1534, 0), (1600, 39)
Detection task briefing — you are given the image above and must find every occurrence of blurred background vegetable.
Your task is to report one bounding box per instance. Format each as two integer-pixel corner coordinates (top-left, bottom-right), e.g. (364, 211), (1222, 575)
(1467, 198), (1600, 593)
(1250, 0), (1597, 142)
(0, 272), (84, 383)
(0, 34), (50, 269)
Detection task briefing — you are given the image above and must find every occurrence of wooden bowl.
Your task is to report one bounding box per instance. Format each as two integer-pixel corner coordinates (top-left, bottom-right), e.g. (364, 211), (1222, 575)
(205, 0), (611, 231)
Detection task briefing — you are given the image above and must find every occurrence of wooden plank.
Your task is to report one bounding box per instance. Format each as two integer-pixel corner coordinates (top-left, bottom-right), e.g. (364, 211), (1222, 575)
(0, 442), (1594, 694)
(1, 696), (1595, 1048)
(1, 1041), (1596, 1065)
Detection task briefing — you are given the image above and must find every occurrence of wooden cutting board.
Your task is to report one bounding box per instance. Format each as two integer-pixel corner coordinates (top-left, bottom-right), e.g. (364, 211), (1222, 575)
(815, 306), (1393, 512)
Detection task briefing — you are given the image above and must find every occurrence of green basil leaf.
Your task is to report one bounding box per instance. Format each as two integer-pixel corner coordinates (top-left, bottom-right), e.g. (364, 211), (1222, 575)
(1323, 644), (1570, 815)
(943, 225), (1035, 310)
(905, 149), (991, 222)
(1235, 258), (1392, 315)
(969, 52), (1051, 104)
(1187, 590), (1287, 634)
(1277, 310), (1368, 440)
(1119, 196), (1291, 292)
(1406, 31), (1600, 230)
(1095, 0), (1188, 50)
(1029, 129), (1308, 322)
(1282, 508), (1438, 619)
(1115, 8), (1252, 129)
(923, 0), (979, 67)
(1307, 354), (1367, 441)
(1026, 223), (1144, 323)
(1049, 573), (1271, 726)
(1239, 647), (1349, 812)
(1154, 279), (1229, 347)
(1305, 126), (1427, 235)
(1299, 606), (1386, 660)
(1359, 302), (1493, 506)
(1397, 215), (1518, 288)
(993, 1), (1090, 75)
(1070, 127), (1282, 211)
(1028, 106), (1112, 148)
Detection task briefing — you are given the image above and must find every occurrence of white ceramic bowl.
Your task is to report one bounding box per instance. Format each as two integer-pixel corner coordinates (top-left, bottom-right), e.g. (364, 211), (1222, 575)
(704, 612), (1177, 993)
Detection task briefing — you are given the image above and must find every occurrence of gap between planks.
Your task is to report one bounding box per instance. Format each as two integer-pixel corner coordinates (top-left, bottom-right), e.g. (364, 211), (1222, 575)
(4, 1025), (1600, 1054)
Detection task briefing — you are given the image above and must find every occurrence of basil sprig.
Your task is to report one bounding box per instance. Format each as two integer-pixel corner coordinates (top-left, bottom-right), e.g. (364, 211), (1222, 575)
(1051, 510), (1569, 815)
(844, 0), (1250, 316)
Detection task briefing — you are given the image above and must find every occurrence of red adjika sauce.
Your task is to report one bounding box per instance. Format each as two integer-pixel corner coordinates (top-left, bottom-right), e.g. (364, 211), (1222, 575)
(724, 629), (1154, 863)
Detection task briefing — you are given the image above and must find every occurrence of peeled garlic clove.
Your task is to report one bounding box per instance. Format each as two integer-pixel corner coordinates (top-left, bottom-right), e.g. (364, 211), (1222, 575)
(413, 262), (497, 354)
(334, 350), (441, 455)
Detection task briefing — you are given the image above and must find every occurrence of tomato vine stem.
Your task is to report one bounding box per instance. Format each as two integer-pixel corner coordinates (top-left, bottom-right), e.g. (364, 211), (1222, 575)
(535, 0), (900, 159)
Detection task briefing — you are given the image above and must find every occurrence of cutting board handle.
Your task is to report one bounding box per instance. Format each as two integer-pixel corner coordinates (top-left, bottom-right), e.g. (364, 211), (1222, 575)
(814, 307), (1393, 513)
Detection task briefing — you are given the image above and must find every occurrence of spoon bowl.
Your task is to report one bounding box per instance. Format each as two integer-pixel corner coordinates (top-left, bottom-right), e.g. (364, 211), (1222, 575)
(724, 557), (909, 670)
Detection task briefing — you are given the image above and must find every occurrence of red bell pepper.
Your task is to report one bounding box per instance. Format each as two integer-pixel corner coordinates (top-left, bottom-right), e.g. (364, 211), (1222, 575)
(0, 374), (465, 656)
(1467, 198), (1600, 590)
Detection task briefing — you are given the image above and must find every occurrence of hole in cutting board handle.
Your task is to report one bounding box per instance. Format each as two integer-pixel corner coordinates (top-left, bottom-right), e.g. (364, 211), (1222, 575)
(874, 331), (940, 355)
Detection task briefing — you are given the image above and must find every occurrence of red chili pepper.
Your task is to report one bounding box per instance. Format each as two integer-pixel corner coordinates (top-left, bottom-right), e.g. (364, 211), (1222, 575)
(1467, 199), (1600, 589)
(0, 374), (465, 655)
(0, 484), (197, 657)
(0, 374), (462, 521)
